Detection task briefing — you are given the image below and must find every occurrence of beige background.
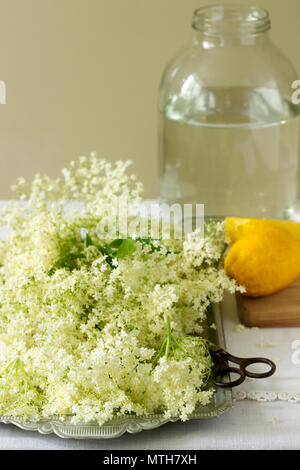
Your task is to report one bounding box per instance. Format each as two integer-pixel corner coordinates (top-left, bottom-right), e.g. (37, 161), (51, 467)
(0, 0), (299, 199)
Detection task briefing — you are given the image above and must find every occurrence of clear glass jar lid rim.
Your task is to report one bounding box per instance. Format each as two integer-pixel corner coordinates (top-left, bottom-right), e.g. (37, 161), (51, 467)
(192, 4), (271, 34)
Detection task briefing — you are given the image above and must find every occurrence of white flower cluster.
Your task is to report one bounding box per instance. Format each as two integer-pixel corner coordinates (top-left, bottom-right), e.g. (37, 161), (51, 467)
(0, 154), (240, 424)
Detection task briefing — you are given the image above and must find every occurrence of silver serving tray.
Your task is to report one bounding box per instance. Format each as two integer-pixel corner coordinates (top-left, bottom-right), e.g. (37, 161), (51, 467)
(0, 303), (232, 439)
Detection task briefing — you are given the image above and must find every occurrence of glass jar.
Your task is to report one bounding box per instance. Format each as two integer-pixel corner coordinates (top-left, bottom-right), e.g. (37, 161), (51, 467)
(158, 4), (300, 218)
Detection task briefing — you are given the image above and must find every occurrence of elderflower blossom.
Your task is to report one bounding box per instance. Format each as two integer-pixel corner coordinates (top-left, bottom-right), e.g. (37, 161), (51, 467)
(0, 154), (241, 425)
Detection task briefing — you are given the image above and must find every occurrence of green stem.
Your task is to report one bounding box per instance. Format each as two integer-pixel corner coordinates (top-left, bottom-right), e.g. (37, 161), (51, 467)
(166, 316), (172, 337)
(165, 316), (172, 359)
(215, 242), (227, 268)
(152, 338), (167, 366)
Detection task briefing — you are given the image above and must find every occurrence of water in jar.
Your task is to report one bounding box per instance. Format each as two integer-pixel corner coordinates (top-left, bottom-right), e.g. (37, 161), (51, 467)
(159, 87), (300, 218)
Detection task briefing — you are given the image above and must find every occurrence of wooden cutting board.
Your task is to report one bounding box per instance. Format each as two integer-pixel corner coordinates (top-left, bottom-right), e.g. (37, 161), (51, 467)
(237, 276), (300, 327)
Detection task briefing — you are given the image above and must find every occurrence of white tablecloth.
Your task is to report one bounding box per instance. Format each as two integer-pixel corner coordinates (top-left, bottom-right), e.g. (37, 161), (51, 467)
(0, 201), (300, 449)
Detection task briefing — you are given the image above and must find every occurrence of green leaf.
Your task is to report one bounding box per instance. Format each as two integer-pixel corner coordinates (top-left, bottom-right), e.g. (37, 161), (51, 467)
(109, 239), (123, 249)
(114, 238), (137, 258)
(85, 233), (93, 248)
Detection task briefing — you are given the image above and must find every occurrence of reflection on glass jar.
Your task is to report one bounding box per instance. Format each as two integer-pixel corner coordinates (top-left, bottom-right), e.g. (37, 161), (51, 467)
(158, 5), (300, 218)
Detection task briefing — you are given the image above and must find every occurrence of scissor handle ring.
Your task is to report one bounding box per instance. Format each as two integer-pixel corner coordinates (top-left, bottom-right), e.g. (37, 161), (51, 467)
(242, 357), (276, 379)
(213, 366), (245, 388)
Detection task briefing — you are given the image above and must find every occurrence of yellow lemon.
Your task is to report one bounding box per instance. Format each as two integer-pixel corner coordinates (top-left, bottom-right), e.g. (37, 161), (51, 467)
(224, 226), (300, 297)
(225, 217), (300, 245)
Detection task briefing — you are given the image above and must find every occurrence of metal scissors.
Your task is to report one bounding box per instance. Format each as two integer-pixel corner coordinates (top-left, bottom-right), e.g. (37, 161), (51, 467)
(207, 341), (276, 388)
